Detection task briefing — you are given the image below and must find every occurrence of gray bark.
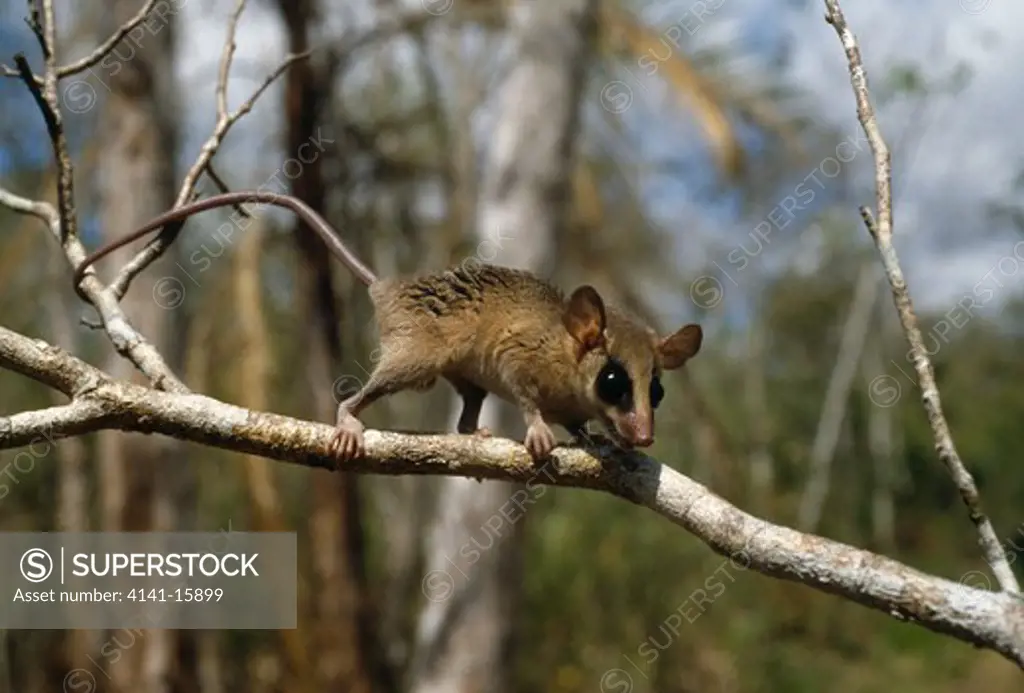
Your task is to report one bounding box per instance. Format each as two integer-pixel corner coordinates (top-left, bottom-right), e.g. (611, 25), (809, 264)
(820, 0), (1018, 591)
(3, 323), (1024, 668)
(94, 2), (184, 691)
(410, 1), (597, 691)
(798, 262), (879, 532)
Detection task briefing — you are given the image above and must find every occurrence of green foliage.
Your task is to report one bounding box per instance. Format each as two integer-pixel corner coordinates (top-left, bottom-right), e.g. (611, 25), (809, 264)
(2, 1), (1019, 690)
(505, 253), (1024, 692)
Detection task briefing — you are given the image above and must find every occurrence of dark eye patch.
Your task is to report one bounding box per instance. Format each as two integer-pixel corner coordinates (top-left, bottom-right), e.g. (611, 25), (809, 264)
(650, 374), (664, 409)
(595, 358), (632, 408)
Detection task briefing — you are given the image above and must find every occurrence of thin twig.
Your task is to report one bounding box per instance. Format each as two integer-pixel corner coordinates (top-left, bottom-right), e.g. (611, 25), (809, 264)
(822, 0), (1019, 592)
(206, 164), (252, 218)
(56, 0), (159, 78)
(20, 2), (72, 246)
(205, 163), (232, 195)
(4, 2), (188, 393)
(0, 325), (1023, 668)
(1, 39), (36, 80)
(217, 0), (249, 119)
(228, 51), (310, 124)
(0, 187), (187, 389)
(3, 5), (442, 82)
(25, 0), (48, 59)
(106, 50), (311, 300)
(14, 57), (74, 248)
(4, 0), (161, 83)
(859, 205), (878, 237)
(99, 6), (454, 300)
(0, 186), (53, 222)
(87, 0), (255, 301)
(13, 54), (55, 134)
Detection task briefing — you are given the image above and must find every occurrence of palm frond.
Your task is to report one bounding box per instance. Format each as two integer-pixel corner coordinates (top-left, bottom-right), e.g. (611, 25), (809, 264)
(597, 3), (745, 178)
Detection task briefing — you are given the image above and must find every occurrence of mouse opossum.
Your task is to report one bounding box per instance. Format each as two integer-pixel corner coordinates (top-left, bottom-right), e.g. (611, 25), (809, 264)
(73, 191), (703, 462)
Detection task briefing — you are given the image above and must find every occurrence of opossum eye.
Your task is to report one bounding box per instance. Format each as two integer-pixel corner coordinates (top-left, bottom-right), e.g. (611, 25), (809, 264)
(596, 359), (632, 408)
(650, 375), (664, 409)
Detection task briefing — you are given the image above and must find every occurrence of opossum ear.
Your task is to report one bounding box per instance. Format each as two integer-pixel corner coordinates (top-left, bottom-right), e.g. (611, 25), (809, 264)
(563, 286), (606, 356)
(658, 324), (702, 370)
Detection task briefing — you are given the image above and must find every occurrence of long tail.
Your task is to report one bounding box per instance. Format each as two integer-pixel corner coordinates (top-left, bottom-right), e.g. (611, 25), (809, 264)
(72, 191), (377, 295)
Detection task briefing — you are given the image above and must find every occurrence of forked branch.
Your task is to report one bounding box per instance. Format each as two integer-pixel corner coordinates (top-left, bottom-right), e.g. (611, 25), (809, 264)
(1, 0), (1020, 672)
(821, 0), (1019, 592)
(0, 325), (1022, 667)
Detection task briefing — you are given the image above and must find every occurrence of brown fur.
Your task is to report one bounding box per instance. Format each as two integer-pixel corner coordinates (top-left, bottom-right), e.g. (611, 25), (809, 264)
(331, 263), (702, 461)
(68, 191), (700, 462)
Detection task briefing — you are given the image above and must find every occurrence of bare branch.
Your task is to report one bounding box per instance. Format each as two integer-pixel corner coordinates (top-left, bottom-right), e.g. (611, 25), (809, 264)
(6, 1), (165, 88)
(82, 1), (269, 308)
(217, 0), (249, 119)
(1, 401), (114, 448)
(56, 0), (160, 78)
(13, 53), (75, 244)
(0, 185), (53, 223)
(0, 185), (187, 391)
(106, 49), (310, 300)
(821, 0), (1019, 591)
(0, 324), (1022, 666)
(27, 0), (52, 60)
(205, 164), (251, 218)
(98, 5), (466, 301)
(4, 4), (189, 394)
(225, 51), (310, 126)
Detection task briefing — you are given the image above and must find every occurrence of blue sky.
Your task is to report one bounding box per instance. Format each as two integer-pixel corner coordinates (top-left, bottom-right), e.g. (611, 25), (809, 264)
(1, 0), (1023, 321)
(631, 0), (1024, 317)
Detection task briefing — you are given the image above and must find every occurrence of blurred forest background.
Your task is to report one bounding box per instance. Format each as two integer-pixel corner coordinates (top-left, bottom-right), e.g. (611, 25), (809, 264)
(1, 0), (1023, 692)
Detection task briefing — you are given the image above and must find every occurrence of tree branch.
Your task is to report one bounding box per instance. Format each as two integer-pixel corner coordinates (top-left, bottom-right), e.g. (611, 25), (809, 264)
(96, 5), (471, 302)
(4, 0), (161, 81)
(56, 0), (161, 78)
(0, 186), (187, 393)
(821, 0), (1019, 592)
(1, 324), (1023, 667)
(2, 2), (189, 394)
(3, 0), (1020, 670)
(102, 32), (310, 301)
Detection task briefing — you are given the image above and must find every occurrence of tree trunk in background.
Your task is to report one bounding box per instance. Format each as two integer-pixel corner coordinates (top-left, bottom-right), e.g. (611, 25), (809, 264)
(45, 250), (95, 677)
(274, 2), (385, 692)
(864, 301), (896, 550)
(369, 18), (491, 676)
(180, 268), (225, 693)
(797, 262), (879, 533)
(231, 217), (314, 693)
(94, 3), (185, 691)
(410, 2), (597, 691)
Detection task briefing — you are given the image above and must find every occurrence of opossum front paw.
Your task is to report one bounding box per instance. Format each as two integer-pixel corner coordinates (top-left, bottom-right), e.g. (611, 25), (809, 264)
(524, 420), (557, 460)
